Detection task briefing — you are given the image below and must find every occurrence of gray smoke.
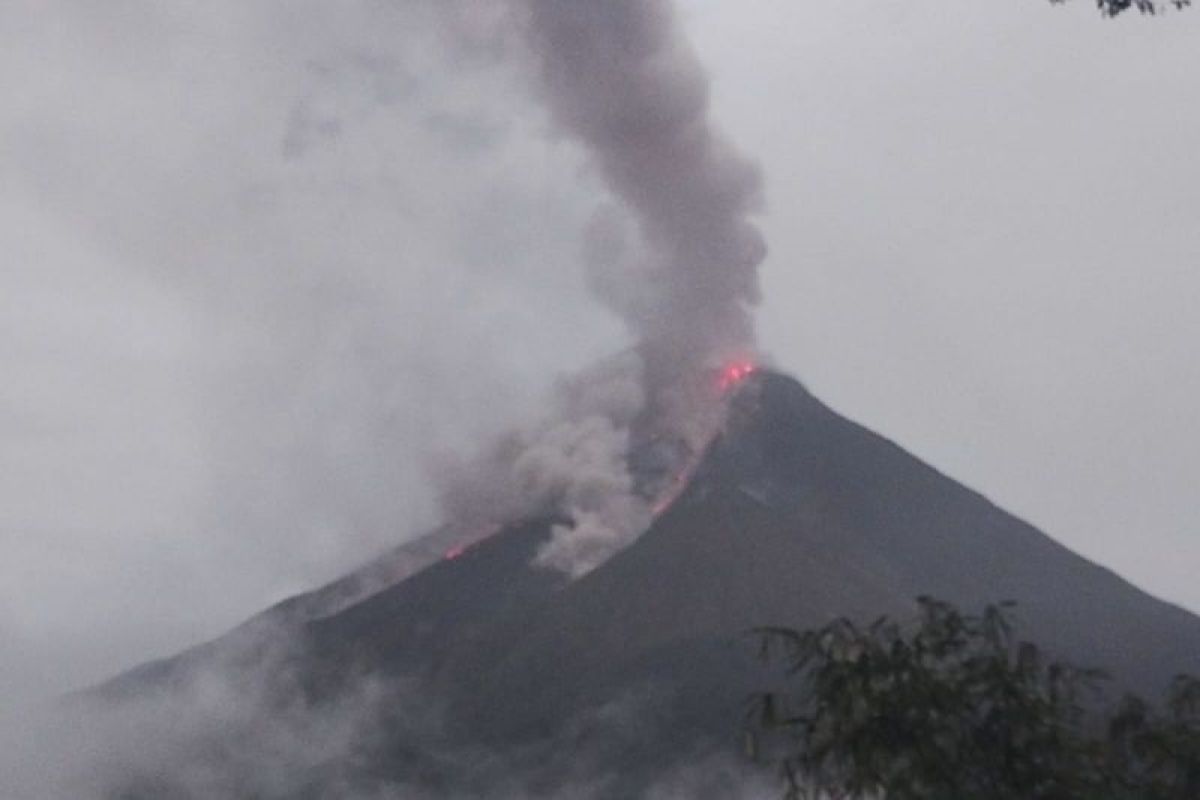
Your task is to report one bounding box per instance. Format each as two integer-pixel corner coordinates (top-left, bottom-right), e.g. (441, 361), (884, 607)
(433, 0), (769, 575)
(433, 352), (653, 577)
(519, 0), (767, 384)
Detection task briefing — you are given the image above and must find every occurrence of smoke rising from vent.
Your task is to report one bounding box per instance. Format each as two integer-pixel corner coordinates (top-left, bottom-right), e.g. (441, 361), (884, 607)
(519, 0), (767, 382)
(431, 0), (769, 575)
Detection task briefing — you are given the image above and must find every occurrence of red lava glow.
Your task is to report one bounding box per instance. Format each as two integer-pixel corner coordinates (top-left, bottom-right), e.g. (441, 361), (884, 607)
(651, 477), (683, 516)
(442, 522), (501, 561)
(716, 360), (757, 392)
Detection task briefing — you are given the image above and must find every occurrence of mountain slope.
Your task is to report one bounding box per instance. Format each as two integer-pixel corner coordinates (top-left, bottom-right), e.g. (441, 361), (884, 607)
(418, 371), (1200, 758)
(94, 371), (1200, 796)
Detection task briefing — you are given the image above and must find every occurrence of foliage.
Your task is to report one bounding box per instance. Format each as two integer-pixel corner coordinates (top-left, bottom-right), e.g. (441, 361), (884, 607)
(1051, 0), (1192, 16)
(749, 597), (1200, 800)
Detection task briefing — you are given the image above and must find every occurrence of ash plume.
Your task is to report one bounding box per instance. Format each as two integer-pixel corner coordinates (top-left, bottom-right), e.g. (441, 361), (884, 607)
(433, 0), (769, 576)
(518, 0), (768, 382)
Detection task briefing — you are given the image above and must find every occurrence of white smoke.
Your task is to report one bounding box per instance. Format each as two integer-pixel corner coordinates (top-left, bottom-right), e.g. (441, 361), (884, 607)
(434, 353), (656, 576)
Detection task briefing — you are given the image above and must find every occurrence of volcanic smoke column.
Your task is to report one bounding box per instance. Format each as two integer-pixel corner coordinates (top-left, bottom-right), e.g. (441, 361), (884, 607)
(518, 0), (767, 397)
(435, 0), (768, 578)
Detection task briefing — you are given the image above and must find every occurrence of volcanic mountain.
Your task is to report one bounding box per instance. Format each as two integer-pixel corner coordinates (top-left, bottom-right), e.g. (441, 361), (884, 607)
(91, 370), (1200, 797)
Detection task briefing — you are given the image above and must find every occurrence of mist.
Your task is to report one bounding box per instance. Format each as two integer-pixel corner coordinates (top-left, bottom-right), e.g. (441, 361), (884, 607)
(1, 0), (627, 704)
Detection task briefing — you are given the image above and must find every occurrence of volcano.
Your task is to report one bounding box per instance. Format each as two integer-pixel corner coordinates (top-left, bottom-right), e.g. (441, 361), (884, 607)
(90, 370), (1200, 797)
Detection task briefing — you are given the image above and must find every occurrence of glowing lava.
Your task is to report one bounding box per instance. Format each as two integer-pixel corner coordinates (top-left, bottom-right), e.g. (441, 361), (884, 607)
(442, 522), (501, 561)
(716, 360), (757, 392)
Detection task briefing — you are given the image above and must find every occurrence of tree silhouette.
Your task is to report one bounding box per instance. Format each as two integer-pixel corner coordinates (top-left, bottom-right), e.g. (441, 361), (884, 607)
(1054, 0), (1192, 15)
(750, 598), (1200, 799)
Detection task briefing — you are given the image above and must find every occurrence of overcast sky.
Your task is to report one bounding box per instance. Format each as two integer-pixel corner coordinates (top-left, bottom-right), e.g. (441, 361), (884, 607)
(3, 0), (1198, 707)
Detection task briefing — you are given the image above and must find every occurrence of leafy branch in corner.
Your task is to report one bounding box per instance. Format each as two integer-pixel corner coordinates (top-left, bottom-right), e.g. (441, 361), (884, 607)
(747, 597), (1200, 800)
(1051, 0), (1192, 16)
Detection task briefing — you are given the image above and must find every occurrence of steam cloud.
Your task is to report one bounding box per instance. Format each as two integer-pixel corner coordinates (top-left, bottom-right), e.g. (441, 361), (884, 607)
(436, 0), (768, 575)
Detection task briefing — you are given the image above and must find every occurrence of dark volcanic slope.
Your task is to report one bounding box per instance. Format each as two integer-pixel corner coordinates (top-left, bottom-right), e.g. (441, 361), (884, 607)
(100, 371), (1200, 790)
(92, 521), (474, 700)
(416, 371), (1200, 752)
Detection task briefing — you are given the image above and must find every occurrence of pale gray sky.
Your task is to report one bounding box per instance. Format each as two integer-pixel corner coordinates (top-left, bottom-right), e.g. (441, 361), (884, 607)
(2, 0), (1197, 706)
(685, 0), (1200, 626)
